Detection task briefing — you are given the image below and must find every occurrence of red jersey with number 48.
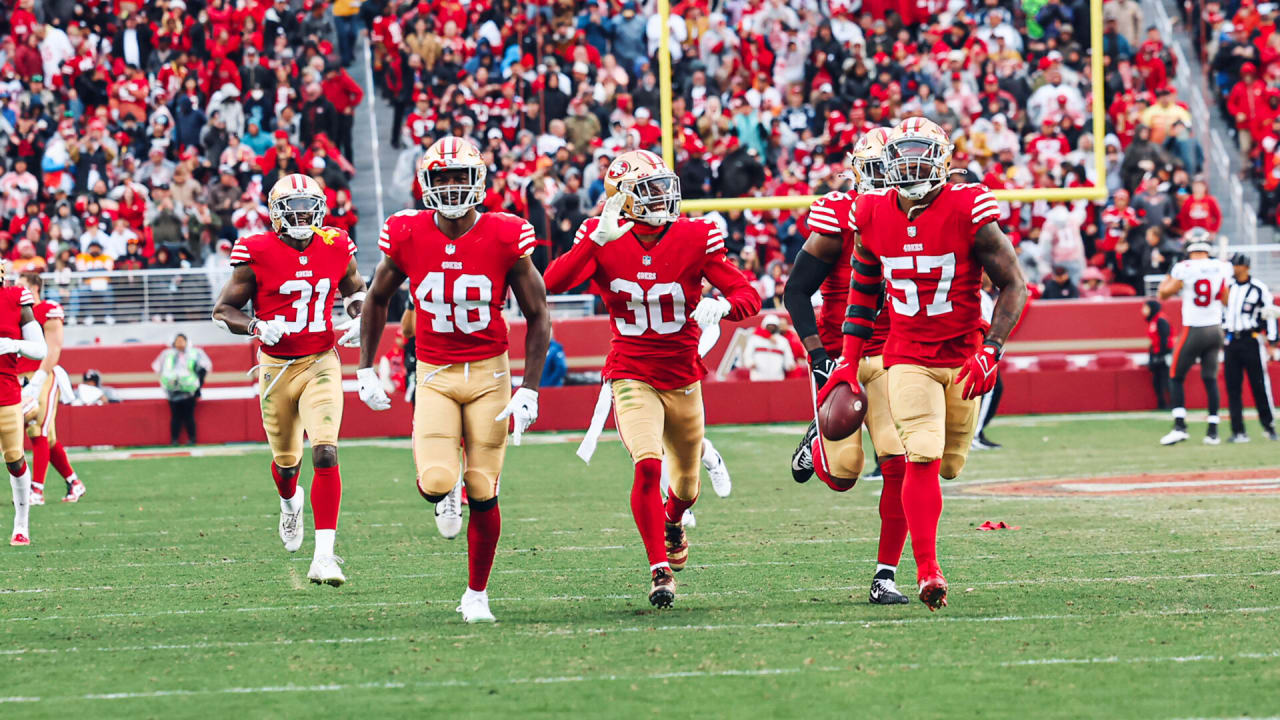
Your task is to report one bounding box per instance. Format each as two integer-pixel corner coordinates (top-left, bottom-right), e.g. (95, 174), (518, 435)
(15, 301), (63, 375)
(851, 183), (998, 368)
(230, 227), (357, 358)
(543, 217), (761, 390)
(379, 209), (536, 364)
(808, 191), (891, 359)
(0, 286), (36, 404)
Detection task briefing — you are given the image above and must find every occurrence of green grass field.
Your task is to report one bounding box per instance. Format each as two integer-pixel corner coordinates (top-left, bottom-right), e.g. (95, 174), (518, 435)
(3, 413), (1279, 719)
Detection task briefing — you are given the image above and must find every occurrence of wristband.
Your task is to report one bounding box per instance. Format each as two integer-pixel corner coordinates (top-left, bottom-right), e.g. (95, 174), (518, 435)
(248, 318), (259, 337)
(983, 339), (1004, 359)
(343, 291), (367, 312)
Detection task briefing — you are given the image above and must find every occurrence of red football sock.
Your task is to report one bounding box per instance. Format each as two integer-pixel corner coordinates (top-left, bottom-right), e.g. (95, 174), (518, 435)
(664, 490), (697, 524)
(271, 462), (298, 500)
(631, 458), (669, 569)
(466, 500), (501, 591)
(902, 459), (943, 580)
(811, 436), (856, 492)
(876, 455), (909, 567)
(310, 465), (342, 531)
(49, 441), (75, 480)
(30, 436), (49, 491)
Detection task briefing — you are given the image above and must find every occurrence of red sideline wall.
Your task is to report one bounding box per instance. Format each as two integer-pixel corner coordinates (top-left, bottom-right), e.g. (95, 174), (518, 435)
(52, 298), (1278, 447)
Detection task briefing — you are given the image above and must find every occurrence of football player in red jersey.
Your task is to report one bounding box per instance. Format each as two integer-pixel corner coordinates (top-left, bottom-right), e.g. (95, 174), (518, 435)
(783, 127), (912, 605)
(213, 173), (368, 587)
(825, 118), (1028, 611)
(358, 136), (551, 624)
(0, 271), (47, 546)
(543, 150), (761, 608)
(15, 273), (85, 505)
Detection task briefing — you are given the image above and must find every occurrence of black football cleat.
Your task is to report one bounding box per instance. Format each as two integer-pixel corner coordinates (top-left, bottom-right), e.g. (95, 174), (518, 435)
(648, 568), (676, 608)
(791, 421), (818, 483)
(976, 433), (1001, 450)
(664, 521), (689, 571)
(869, 576), (910, 605)
(1266, 426), (1278, 442)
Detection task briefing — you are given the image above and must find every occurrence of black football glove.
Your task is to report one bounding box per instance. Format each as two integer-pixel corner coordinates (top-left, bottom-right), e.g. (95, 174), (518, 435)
(809, 348), (838, 389)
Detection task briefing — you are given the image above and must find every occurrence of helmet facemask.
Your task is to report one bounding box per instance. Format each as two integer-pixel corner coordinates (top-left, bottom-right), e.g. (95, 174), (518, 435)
(854, 156), (887, 193)
(422, 166), (484, 219)
(884, 137), (951, 200)
(270, 193), (325, 240)
(620, 172), (681, 224)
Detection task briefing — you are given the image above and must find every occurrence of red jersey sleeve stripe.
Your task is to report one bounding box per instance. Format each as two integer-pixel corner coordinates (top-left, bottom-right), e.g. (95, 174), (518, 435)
(19, 289), (35, 306)
(807, 215), (842, 234)
(45, 305), (65, 319)
(573, 224), (589, 245)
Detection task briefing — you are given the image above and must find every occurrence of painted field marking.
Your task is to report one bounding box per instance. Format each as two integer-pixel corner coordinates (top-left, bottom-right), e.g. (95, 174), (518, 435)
(959, 468), (1280, 497)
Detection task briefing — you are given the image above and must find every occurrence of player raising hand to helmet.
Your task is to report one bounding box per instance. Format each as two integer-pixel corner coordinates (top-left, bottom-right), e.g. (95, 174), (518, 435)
(544, 150), (760, 608)
(213, 173), (368, 587)
(360, 136), (551, 624)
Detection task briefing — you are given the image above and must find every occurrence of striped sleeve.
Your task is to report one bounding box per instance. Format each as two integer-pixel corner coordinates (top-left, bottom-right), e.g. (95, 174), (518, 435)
(806, 196), (844, 235)
(971, 189), (1000, 227)
(573, 222), (591, 246)
(377, 218), (393, 254)
(346, 233), (358, 257)
(18, 288), (35, 307)
(229, 239), (252, 265)
(516, 220), (537, 258)
(45, 303), (65, 320)
(704, 220), (726, 254)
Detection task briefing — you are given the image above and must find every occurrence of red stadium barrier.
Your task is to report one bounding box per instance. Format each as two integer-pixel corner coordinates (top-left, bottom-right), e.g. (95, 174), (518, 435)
(50, 298), (1277, 447)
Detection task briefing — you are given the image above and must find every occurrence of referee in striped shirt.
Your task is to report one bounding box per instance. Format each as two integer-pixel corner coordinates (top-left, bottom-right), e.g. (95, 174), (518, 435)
(1224, 253), (1278, 442)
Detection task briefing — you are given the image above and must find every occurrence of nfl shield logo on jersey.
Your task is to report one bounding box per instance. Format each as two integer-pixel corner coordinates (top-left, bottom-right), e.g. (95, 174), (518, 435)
(642, 255), (652, 266)
(445, 244), (457, 255)
(299, 256), (309, 265)
(907, 226), (917, 237)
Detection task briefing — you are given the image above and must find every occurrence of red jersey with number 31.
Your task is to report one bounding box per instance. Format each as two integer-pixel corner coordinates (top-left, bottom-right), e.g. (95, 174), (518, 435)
(379, 209), (536, 364)
(230, 227), (357, 358)
(851, 183), (998, 368)
(0, 286), (36, 404)
(807, 191), (891, 359)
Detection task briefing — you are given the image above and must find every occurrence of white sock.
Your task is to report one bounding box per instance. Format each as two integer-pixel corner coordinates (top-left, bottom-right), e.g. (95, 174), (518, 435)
(314, 528), (335, 557)
(701, 438), (718, 470)
(66, 473), (78, 484)
(282, 487), (304, 514)
(659, 459), (670, 499)
(11, 467), (30, 535)
(463, 587), (487, 600)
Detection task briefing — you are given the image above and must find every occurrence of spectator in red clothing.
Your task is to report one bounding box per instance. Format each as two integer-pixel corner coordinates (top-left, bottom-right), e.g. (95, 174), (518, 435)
(1228, 63), (1270, 160)
(1177, 179), (1223, 234)
(631, 107), (662, 148)
(322, 62), (364, 162)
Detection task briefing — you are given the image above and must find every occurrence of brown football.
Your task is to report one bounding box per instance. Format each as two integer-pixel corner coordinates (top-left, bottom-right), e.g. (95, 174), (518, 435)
(819, 382), (868, 441)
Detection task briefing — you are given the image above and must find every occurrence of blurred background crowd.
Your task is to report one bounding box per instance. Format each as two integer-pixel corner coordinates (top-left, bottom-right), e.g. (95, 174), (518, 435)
(0, 0), (1238, 324)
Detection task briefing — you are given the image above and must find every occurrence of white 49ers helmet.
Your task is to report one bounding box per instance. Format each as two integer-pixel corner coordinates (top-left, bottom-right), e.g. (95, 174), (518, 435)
(883, 117), (954, 200)
(603, 149), (681, 224)
(418, 136), (487, 219)
(847, 126), (892, 193)
(268, 173), (327, 240)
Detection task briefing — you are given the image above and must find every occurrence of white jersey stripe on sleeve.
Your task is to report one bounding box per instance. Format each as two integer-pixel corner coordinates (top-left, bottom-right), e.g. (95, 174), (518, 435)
(972, 209), (1000, 226)
(19, 289), (35, 306)
(45, 305), (65, 319)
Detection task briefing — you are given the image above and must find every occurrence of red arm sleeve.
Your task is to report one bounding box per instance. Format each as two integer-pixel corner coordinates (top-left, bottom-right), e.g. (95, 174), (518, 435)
(703, 253), (762, 321)
(543, 233), (599, 294)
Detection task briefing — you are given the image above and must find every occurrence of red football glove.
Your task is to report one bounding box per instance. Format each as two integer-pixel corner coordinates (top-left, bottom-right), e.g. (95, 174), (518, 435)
(815, 359), (863, 406)
(957, 343), (1001, 400)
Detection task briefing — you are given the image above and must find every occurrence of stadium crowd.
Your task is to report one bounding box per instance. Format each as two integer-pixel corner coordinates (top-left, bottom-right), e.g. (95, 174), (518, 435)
(0, 0), (1236, 323)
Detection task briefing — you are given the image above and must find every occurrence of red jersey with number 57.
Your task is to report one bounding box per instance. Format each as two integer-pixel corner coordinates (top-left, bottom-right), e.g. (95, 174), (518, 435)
(379, 209), (536, 364)
(807, 191), (891, 359)
(851, 183), (998, 368)
(543, 217), (761, 390)
(230, 227), (357, 358)
(0, 286), (36, 404)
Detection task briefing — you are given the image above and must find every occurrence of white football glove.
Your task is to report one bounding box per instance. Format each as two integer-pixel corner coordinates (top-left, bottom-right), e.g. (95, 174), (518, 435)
(589, 192), (635, 246)
(252, 318), (289, 346)
(335, 316), (361, 348)
(357, 367), (391, 411)
(0, 338), (18, 355)
(691, 296), (731, 326)
(495, 387), (539, 446)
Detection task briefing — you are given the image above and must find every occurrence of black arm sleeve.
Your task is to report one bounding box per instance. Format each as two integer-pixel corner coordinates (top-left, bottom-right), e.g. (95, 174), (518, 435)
(1157, 318), (1171, 353)
(782, 249), (835, 341)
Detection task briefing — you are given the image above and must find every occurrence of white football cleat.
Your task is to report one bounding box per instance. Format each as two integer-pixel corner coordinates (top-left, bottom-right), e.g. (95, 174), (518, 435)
(682, 509), (697, 529)
(1160, 428), (1189, 446)
(29, 486), (44, 506)
(702, 438), (731, 498)
(62, 479), (86, 503)
(279, 487), (304, 553)
(435, 480), (463, 539)
(457, 588), (496, 623)
(307, 555), (346, 586)
(10, 532), (30, 547)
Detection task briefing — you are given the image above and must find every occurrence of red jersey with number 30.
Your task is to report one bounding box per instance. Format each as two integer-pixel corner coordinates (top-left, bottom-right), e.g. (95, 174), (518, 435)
(851, 183), (998, 368)
(0, 286), (36, 404)
(808, 191), (891, 359)
(15, 301), (63, 375)
(543, 217), (761, 390)
(379, 209), (536, 364)
(230, 228), (357, 358)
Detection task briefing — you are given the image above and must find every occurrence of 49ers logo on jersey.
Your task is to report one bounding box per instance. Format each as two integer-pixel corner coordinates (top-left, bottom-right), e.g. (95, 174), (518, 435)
(607, 160), (631, 180)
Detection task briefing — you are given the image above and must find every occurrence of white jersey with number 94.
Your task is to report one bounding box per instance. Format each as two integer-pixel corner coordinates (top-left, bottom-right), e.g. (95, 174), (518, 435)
(1170, 258), (1232, 328)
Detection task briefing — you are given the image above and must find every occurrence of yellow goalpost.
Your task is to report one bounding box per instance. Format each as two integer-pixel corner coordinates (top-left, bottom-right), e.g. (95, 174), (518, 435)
(657, 0), (1108, 211)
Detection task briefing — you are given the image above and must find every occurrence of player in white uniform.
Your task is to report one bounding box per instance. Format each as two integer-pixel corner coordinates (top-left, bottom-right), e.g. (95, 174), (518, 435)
(1157, 231), (1233, 445)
